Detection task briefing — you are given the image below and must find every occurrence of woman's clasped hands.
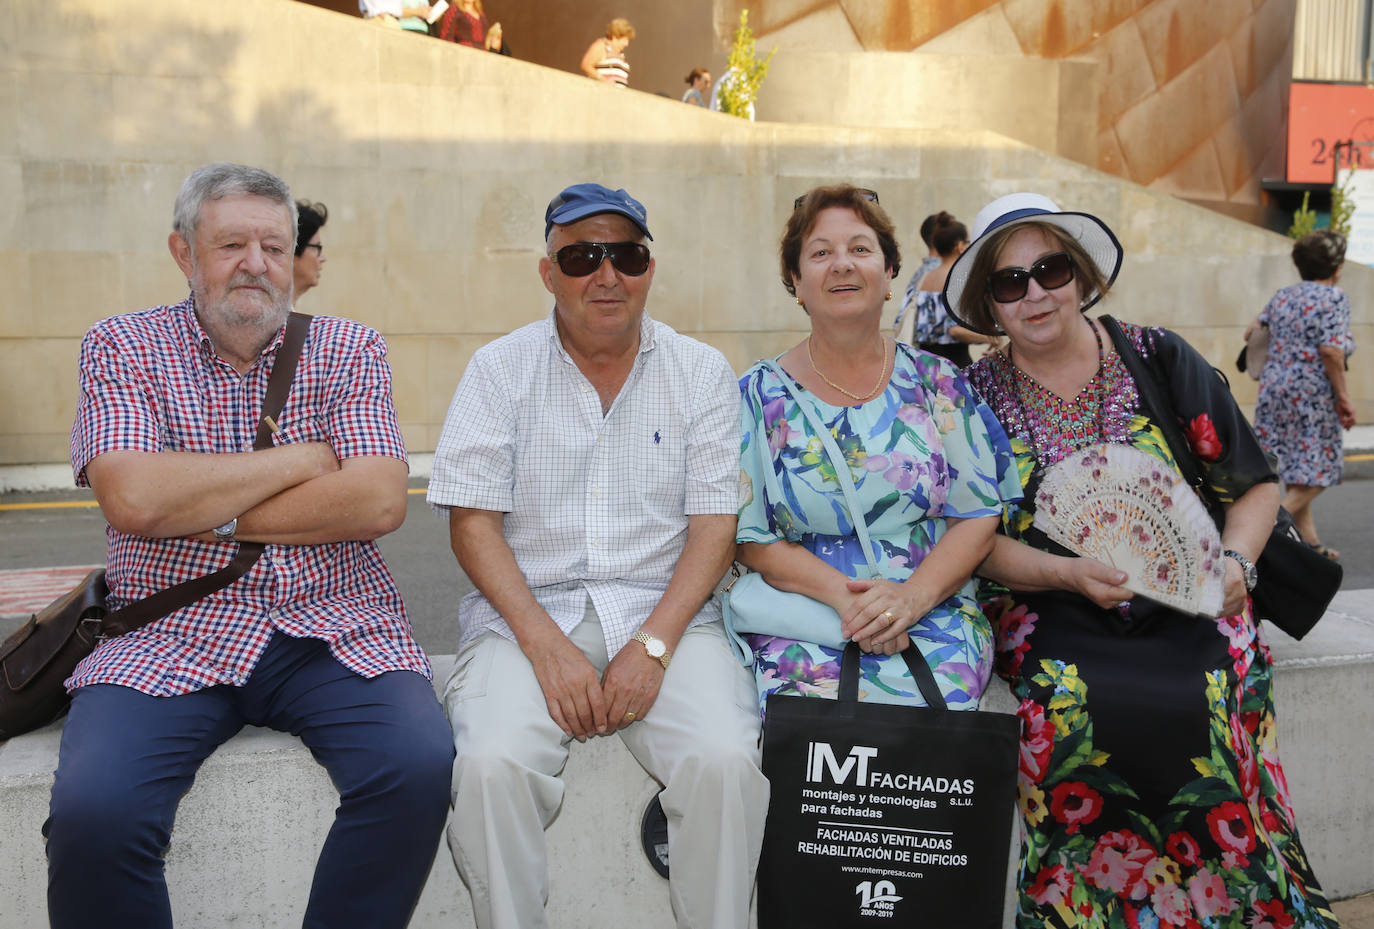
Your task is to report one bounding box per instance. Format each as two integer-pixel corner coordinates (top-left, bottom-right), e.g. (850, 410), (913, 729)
(838, 577), (930, 655)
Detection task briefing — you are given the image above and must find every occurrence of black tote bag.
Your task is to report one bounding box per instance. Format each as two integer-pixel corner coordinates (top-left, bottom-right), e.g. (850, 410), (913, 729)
(757, 643), (1019, 928)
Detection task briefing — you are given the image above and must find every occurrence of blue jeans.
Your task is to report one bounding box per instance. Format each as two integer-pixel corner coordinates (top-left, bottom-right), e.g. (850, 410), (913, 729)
(44, 631), (454, 929)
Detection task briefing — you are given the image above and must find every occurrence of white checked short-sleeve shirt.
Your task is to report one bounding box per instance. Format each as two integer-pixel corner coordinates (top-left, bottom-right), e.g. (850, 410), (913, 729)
(427, 311), (739, 655)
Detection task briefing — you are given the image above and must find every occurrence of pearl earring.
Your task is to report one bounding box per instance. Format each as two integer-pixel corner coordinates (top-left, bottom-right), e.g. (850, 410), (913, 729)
(797, 297), (805, 307)
(885, 291), (892, 301)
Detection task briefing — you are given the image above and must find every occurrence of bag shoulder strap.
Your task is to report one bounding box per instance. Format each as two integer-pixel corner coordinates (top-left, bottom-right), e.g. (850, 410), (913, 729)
(760, 360), (881, 577)
(254, 312), (311, 450)
(1099, 316), (1217, 512)
(100, 313), (313, 638)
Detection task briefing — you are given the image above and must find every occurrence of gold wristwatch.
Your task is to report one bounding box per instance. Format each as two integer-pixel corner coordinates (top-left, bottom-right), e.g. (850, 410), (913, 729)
(632, 631), (671, 669)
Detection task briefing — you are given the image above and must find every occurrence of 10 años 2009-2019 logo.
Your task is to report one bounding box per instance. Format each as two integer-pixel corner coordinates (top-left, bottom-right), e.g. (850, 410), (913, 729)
(855, 879), (902, 917)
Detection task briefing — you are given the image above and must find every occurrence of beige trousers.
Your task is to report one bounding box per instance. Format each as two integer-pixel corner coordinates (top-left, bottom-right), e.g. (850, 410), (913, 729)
(444, 607), (768, 929)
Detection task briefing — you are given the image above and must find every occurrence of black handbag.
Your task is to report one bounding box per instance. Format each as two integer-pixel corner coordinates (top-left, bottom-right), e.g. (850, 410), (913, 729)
(756, 643), (1019, 928)
(1251, 508), (1341, 639)
(0, 313), (312, 741)
(1101, 316), (1341, 639)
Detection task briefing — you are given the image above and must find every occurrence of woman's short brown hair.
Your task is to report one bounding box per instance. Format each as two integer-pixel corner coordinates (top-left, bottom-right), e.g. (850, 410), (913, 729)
(1292, 229), (1345, 281)
(606, 18), (636, 40)
(956, 221), (1111, 333)
(780, 185), (901, 298)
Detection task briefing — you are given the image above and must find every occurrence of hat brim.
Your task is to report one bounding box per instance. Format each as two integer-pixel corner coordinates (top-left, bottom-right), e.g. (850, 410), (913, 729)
(941, 211), (1122, 335)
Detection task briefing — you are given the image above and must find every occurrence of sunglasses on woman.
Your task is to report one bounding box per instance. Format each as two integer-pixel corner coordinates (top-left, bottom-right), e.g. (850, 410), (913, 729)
(551, 241), (652, 277)
(986, 252), (1075, 303)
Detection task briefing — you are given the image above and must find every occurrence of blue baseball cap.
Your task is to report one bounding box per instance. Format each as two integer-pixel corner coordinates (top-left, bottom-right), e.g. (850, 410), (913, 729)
(544, 183), (652, 240)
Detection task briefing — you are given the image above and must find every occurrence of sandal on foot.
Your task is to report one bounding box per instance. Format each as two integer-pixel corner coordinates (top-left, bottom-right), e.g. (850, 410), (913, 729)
(1312, 544), (1341, 562)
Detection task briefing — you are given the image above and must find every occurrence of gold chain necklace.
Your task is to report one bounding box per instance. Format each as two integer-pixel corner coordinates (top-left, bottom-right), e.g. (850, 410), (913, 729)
(807, 335), (890, 402)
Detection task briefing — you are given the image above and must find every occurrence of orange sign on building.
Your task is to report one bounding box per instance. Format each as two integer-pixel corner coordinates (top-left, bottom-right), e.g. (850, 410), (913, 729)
(1288, 82), (1374, 183)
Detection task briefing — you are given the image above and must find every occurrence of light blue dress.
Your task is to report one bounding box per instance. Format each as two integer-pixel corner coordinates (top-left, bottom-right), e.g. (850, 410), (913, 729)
(736, 344), (1021, 713)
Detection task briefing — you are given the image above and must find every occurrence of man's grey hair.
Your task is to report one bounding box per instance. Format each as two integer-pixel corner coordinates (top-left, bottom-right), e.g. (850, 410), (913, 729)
(173, 163), (297, 249)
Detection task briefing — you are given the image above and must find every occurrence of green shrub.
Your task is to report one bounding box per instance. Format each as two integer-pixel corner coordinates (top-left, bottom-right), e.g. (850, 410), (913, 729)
(1288, 191), (1316, 240)
(718, 9), (777, 120)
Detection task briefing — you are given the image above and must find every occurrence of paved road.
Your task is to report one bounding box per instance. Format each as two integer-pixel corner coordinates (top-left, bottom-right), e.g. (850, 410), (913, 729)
(0, 482), (472, 654)
(2, 470), (1371, 651)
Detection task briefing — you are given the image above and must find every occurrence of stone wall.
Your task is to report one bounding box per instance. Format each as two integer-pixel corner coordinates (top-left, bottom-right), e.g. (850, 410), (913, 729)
(298, 0), (732, 103)
(725, 0), (1298, 207)
(758, 51), (1099, 165)
(298, 1), (1298, 205)
(4, 608), (1373, 925)
(1, 0), (1368, 467)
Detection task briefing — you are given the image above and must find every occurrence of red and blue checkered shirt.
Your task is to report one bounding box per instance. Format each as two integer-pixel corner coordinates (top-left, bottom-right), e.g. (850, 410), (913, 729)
(67, 297), (431, 696)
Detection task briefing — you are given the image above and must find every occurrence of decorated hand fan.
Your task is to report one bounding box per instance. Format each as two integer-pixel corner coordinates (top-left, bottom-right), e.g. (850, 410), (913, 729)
(1033, 444), (1225, 617)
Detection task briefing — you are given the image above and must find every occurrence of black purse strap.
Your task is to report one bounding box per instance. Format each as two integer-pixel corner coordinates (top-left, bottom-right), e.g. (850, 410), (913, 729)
(100, 312), (312, 638)
(839, 642), (947, 710)
(1099, 316), (1222, 519)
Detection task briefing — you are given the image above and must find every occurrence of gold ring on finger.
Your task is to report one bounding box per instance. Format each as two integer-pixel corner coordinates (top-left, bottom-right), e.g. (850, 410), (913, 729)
(882, 610), (895, 625)
(624, 711), (636, 722)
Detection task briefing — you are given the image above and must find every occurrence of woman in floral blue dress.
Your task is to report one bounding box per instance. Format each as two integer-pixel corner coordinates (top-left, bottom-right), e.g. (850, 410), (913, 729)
(949, 192), (1339, 929)
(735, 184), (1021, 712)
(1251, 230), (1357, 559)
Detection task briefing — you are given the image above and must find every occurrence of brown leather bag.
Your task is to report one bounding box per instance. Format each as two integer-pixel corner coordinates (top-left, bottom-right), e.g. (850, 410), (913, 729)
(0, 571), (109, 740)
(0, 313), (311, 741)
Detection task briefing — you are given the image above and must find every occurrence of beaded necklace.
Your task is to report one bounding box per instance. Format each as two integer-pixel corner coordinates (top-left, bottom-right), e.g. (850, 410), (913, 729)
(1007, 321), (1109, 473)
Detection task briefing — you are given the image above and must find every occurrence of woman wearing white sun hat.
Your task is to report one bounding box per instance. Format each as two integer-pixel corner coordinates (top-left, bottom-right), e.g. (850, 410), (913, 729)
(954, 193), (1337, 929)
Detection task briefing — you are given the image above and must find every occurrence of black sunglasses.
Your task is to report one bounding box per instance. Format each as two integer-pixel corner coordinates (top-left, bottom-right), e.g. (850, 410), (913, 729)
(551, 241), (651, 277)
(987, 252), (1075, 303)
(793, 188), (879, 210)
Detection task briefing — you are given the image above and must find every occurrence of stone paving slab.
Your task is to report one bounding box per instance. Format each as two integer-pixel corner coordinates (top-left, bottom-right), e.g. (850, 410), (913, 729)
(1334, 893), (1374, 929)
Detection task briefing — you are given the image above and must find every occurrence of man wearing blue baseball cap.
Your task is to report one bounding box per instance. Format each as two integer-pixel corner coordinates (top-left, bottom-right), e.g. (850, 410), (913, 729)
(428, 183), (767, 928)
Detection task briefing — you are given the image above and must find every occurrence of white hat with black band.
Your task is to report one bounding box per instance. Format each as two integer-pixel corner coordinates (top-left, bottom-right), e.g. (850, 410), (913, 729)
(941, 192), (1123, 335)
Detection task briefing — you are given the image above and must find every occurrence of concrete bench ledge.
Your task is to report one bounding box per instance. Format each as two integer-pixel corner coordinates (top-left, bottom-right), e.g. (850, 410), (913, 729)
(2, 599), (1371, 929)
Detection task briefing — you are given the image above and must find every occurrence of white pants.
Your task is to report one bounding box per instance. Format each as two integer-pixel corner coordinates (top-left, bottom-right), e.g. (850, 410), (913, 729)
(445, 607), (768, 929)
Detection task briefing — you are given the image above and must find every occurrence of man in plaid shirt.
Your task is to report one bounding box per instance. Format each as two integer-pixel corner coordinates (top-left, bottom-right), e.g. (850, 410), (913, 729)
(429, 183), (768, 929)
(45, 163), (453, 929)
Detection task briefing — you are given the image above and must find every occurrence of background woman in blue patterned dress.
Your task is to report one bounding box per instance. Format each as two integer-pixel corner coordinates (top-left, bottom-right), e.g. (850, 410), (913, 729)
(1250, 230), (1357, 560)
(949, 192), (1339, 929)
(908, 212), (1003, 367)
(735, 184), (1021, 713)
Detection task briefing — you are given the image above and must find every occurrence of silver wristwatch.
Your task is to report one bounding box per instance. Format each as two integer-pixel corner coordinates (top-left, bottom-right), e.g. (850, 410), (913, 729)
(213, 517), (238, 543)
(1223, 549), (1258, 591)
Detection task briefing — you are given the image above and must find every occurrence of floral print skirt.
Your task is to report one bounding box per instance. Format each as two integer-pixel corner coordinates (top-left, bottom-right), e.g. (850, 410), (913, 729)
(985, 592), (1339, 929)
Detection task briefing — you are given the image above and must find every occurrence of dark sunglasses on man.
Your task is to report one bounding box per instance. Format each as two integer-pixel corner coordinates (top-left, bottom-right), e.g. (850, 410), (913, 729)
(986, 252), (1075, 303)
(551, 241), (652, 277)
